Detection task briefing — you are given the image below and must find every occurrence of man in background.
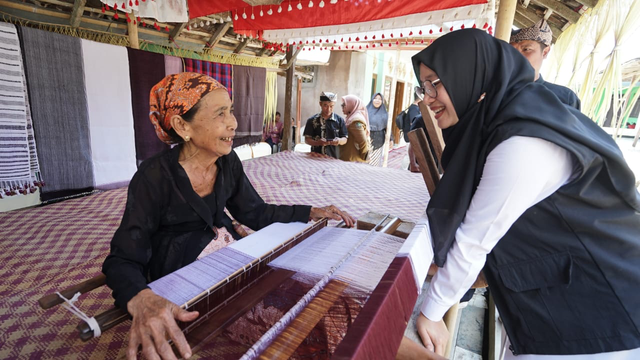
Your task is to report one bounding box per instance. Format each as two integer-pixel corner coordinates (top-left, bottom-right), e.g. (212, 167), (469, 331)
(304, 91), (348, 159)
(510, 19), (581, 110)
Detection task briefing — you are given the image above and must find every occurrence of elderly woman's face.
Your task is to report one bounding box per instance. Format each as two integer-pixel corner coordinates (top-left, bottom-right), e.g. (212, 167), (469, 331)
(372, 95), (383, 109)
(419, 63), (458, 129)
(185, 89), (237, 157)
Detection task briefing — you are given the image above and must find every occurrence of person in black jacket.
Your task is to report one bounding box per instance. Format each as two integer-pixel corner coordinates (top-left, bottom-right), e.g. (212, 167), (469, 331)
(412, 30), (640, 358)
(102, 73), (354, 360)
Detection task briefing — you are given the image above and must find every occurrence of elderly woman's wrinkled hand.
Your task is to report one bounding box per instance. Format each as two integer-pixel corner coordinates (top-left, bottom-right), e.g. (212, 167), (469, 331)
(310, 205), (356, 227)
(126, 289), (199, 360)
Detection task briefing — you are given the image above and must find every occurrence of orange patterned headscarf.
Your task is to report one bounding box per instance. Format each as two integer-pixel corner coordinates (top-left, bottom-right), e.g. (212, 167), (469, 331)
(149, 72), (227, 144)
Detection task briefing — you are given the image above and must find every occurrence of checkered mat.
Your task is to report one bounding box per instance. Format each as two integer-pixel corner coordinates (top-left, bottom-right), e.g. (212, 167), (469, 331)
(0, 151), (429, 358)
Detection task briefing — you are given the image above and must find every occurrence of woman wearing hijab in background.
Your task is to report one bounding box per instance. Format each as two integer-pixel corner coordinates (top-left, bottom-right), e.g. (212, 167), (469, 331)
(411, 30), (640, 359)
(103, 72), (355, 360)
(340, 94), (371, 163)
(366, 93), (390, 166)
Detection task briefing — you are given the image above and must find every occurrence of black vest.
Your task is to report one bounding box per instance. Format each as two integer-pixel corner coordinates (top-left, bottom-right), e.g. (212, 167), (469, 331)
(483, 141), (640, 355)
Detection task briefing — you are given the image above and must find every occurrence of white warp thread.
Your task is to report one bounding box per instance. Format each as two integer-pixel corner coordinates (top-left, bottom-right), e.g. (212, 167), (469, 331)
(55, 292), (101, 337)
(240, 227), (384, 360)
(270, 227), (404, 294)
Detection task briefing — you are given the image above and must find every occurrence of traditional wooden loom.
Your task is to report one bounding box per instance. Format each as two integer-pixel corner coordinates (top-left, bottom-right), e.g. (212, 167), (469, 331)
(38, 211), (433, 359)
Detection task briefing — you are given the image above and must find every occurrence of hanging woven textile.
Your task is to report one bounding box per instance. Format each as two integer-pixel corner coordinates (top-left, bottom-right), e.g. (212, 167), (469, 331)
(0, 22), (42, 197)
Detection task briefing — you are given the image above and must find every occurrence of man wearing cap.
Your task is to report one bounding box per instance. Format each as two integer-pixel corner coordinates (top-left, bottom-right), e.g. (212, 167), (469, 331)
(303, 91), (348, 159)
(510, 19), (581, 110)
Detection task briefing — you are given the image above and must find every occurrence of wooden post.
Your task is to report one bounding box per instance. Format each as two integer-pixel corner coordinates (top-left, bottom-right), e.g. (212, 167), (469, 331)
(127, 14), (139, 49)
(495, 0), (518, 42)
(382, 49), (402, 167)
(70, 0), (86, 28)
(296, 76), (302, 144)
(282, 47), (295, 151)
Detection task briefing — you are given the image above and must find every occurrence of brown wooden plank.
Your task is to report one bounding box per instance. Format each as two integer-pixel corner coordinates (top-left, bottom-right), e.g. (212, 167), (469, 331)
(207, 22), (231, 49)
(408, 128), (440, 196)
(531, 0), (580, 24)
(417, 101), (444, 164)
(169, 22), (186, 41)
(38, 274), (106, 309)
(516, 3), (562, 39)
(234, 37), (250, 54)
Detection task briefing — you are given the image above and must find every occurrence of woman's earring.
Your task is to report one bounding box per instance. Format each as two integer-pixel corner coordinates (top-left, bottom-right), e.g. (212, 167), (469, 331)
(184, 135), (191, 142)
(477, 92), (486, 103)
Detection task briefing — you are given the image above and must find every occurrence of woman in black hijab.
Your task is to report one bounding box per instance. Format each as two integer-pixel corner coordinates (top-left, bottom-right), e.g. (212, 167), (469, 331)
(366, 92), (390, 166)
(411, 29), (640, 358)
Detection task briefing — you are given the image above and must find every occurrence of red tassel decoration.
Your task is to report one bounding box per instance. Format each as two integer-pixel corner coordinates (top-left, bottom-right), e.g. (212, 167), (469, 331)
(372, 44), (376, 48)
(400, 33), (403, 37)
(390, 33), (393, 38)
(114, 12), (119, 19)
(137, 16), (141, 22)
(409, 31), (413, 36)
(333, 40), (336, 44)
(461, 24), (465, 29)
(419, 30), (422, 35)
(395, 40), (399, 45)
(355, 37), (359, 41)
(364, 35), (367, 40)
(106, 4), (110, 9)
(135, 0), (139, 5)
(388, 43), (391, 47)
(429, 29), (433, 34)
(372, 35), (376, 39)
(101, 5), (105, 13)
(122, 3), (125, 9)
(114, 3), (118, 9)
(439, 27), (443, 32)
(348, 37), (351, 41)
(472, 24), (476, 28)
(129, 0), (133, 7)
(450, 26), (453, 31)
(421, 39), (424, 44)
(483, 22), (489, 29)
(381, 34), (385, 39)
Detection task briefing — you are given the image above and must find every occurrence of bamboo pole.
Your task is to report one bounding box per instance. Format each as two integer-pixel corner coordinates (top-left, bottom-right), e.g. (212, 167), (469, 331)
(127, 14), (139, 49)
(495, 0), (518, 42)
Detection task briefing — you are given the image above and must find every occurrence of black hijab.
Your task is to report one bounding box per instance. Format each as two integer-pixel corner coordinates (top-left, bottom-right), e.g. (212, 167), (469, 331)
(366, 92), (388, 131)
(412, 29), (640, 266)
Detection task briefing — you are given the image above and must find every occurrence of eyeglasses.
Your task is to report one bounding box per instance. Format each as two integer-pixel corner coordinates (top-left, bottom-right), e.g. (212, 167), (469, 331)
(415, 79), (441, 100)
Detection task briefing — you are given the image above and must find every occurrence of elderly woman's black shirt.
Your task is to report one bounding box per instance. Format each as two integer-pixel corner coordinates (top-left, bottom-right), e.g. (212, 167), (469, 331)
(103, 146), (311, 309)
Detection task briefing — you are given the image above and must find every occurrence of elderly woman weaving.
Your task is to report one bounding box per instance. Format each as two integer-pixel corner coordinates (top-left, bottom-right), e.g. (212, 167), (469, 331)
(102, 72), (354, 360)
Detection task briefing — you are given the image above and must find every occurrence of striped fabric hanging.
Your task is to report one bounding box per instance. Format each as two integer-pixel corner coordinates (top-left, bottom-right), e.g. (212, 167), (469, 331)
(0, 22), (42, 197)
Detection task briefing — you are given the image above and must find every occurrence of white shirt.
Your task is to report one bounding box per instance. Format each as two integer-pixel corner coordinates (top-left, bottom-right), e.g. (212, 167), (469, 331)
(419, 136), (640, 358)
